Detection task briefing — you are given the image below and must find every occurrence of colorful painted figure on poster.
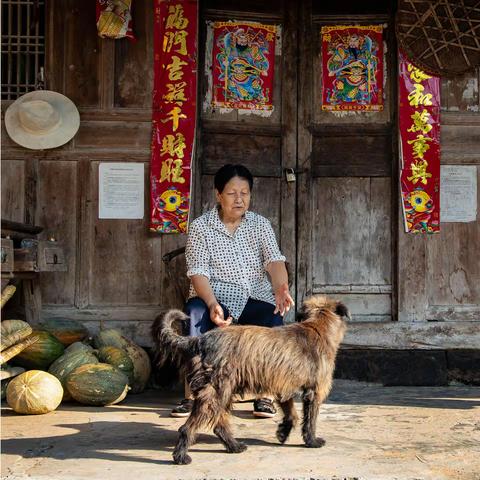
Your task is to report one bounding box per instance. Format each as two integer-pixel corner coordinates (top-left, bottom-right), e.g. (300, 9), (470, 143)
(151, 181), (189, 233)
(403, 187), (437, 233)
(326, 32), (379, 106)
(215, 27), (270, 104)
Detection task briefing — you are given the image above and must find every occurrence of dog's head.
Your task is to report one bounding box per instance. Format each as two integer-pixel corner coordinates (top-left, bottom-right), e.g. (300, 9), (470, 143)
(295, 295), (351, 323)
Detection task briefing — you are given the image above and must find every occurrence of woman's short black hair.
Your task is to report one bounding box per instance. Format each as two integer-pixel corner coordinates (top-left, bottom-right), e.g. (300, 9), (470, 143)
(214, 164), (254, 193)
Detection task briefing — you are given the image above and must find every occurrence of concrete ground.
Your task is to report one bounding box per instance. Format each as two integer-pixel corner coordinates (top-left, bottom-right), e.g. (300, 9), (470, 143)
(1, 380), (479, 480)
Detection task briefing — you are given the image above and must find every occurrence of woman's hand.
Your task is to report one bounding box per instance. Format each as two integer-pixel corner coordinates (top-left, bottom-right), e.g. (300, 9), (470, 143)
(274, 282), (295, 316)
(209, 303), (233, 328)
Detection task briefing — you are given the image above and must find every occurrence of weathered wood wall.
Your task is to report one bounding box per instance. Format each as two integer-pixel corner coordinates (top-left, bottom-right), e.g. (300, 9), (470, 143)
(1, 0), (479, 348)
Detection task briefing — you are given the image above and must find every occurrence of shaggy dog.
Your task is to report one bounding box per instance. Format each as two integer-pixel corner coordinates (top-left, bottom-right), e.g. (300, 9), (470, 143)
(151, 295), (349, 465)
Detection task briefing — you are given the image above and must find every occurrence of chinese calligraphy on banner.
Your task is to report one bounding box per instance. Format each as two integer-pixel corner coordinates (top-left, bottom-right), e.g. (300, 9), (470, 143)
(150, 0), (198, 233)
(321, 25), (383, 111)
(399, 50), (441, 234)
(212, 21), (276, 110)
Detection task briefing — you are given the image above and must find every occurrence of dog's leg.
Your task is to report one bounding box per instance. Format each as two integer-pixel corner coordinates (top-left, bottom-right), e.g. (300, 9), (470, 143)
(213, 411), (248, 454)
(172, 394), (210, 465)
(301, 388), (325, 448)
(276, 398), (298, 444)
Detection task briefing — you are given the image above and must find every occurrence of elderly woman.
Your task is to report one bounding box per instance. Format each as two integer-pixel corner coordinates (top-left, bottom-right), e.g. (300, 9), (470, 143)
(171, 164), (294, 418)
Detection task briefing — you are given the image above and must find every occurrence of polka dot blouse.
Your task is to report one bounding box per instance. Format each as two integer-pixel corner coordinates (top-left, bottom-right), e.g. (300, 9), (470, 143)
(186, 206), (286, 320)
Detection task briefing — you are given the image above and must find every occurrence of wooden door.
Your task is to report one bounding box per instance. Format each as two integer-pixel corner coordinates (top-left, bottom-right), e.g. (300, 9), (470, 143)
(195, 0), (298, 319)
(297, 1), (398, 322)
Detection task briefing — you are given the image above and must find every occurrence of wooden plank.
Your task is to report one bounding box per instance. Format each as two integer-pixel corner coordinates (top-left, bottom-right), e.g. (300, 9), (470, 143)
(312, 292), (392, 321)
(397, 200), (428, 322)
(312, 177), (391, 286)
(279, 0), (298, 302)
(40, 306), (480, 349)
(427, 185), (480, 308)
(24, 158), (38, 227)
(76, 159), (91, 309)
(296, 0), (314, 305)
(441, 71), (479, 112)
(441, 124), (480, 164)
(342, 321), (480, 350)
(312, 134), (392, 176)
(88, 161), (163, 306)
(114, 0), (154, 108)
(46, 0), (66, 94)
(1, 160), (25, 223)
(201, 133), (282, 176)
(37, 161), (77, 305)
(64, 0), (101, 107)
(73, 121), (152, 150)
(427, 305), (480, 322)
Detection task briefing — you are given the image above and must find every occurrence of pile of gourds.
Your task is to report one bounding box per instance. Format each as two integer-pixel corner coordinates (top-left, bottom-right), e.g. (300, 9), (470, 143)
(1, 285), (151, 415)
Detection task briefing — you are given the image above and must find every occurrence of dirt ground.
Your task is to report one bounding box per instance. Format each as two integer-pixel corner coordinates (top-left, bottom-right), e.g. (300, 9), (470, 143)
(1, 380), (479, 480)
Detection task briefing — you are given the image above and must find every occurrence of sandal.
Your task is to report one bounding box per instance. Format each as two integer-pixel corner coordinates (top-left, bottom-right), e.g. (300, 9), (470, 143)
(253, 398), (277, 418)
(170, 398), (193, 418)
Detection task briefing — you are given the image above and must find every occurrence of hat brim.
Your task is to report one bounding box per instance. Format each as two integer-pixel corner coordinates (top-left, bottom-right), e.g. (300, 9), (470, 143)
(5, 91), (80, 150)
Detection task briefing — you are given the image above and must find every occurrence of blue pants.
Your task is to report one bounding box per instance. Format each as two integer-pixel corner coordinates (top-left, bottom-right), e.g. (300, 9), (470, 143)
(185, 297), (283, 337)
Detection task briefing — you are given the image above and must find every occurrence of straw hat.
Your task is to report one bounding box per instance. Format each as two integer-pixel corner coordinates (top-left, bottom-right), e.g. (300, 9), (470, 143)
(5, 90), (80, 150)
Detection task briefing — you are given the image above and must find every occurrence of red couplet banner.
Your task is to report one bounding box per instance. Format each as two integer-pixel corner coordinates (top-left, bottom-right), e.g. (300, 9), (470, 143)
(399, 50), (441, 234)
(150, 0), (198, 234)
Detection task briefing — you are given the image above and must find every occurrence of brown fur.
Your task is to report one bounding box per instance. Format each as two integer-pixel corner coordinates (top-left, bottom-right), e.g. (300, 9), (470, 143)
(151, 295), (349, 465)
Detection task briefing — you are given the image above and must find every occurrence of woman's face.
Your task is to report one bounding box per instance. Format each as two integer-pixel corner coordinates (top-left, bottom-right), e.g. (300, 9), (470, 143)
(216, 176), (251, 221)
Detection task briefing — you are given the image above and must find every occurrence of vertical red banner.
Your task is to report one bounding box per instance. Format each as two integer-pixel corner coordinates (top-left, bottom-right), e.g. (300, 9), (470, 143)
(399, 51), (441, 234)
(321, 25), (384, 111)
(150, 0), (198, 233)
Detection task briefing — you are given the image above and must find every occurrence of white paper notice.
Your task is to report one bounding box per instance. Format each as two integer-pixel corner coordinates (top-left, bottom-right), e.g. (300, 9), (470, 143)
(99, 163), (144, 219)
(440, 166), (477, 223)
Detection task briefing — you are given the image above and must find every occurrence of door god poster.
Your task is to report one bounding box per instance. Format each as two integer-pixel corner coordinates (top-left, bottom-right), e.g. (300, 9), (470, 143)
(321, 25), (384, 111)
(399, 50), (440, 234)
(150, 0), (198, 234)
(212, 21), (276, 110)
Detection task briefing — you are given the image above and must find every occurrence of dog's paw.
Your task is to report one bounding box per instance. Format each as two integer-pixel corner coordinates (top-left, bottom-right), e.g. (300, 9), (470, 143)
(276, 422), (293, 444)
(173, 451), (192, 465)
(305, 437), (326, 448)
(226, 441), (248, 454)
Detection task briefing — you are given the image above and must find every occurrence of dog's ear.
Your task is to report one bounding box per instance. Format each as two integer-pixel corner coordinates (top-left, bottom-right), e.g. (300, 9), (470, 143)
(295, 308), (308, 322)
(335, 302), (351, 321)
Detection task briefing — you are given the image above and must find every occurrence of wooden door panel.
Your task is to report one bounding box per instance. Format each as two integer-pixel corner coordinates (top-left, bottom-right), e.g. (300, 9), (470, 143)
(312, 177), (391, 287)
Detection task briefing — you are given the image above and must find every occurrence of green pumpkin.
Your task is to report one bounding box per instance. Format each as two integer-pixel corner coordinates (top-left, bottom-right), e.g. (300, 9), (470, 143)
(41, 318), (89, 346)
(66, 363), (129, 406)
(95, 346), (134, 385)
(12, 330), (65, 370)
(64, 342), (94, 355)
(48, 349), (99, 400)
(92, 329), (151, 394)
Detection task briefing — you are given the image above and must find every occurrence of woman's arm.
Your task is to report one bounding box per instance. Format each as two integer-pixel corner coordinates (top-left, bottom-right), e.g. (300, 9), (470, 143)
(266, 261), (295, 316)
(190, 275), (232, 327)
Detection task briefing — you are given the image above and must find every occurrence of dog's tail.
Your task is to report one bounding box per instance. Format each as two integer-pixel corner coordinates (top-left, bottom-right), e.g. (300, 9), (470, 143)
(151, 309), (199, 369)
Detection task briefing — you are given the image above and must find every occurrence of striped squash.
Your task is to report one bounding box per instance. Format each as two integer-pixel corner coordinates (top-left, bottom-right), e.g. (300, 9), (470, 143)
(93, 329), (151, 394)
(41, 318), (89, 346)
(48, 349), (99, 400)
(12, 331), (65, 370)
(66, 363), (129, 406)
(95, 346), (134, 385)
